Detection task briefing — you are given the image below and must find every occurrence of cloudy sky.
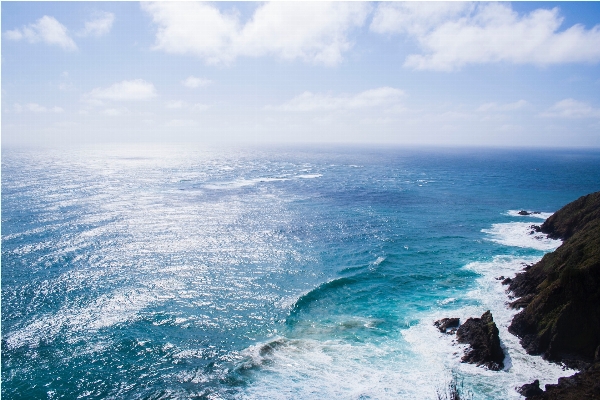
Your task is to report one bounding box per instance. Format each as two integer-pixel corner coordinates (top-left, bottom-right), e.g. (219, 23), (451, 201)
(2, 1), (600, 147)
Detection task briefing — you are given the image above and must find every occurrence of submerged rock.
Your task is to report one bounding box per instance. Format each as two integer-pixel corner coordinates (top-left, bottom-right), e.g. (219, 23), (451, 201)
(519, 210), (531, 215)
(456, 310), (505, 370)
(434, 317), (460, 334)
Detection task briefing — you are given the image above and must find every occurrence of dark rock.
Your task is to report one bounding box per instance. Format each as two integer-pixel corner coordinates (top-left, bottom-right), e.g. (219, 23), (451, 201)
(434, 317), (460, 334)
(519, 210), (531, 215)
(526, 363), (600, 399)
(529, 225), (542, 235)
(456, 310), (504, 370)
(502, 277), (512, 285)
(540, 191), (600, 240)
(518, 380), (543, 397)
(508, 191), (600, 367)
(496, 276), (505, 280)
(509, 293), (535, 309)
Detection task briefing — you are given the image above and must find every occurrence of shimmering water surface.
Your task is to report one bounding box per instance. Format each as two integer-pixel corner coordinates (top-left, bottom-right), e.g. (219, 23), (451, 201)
(3, 144), (600, 399)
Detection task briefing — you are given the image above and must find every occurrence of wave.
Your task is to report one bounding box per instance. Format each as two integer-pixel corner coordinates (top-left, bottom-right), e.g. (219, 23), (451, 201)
(296, 174), (322, 179)
(482, 222), (561, 251)
(235, 213), (572, 399)
(202, 173), (322, 190)
(403, 255), (575, 399)
(286, 276), (358, 321)
(202, 177), (290, 190)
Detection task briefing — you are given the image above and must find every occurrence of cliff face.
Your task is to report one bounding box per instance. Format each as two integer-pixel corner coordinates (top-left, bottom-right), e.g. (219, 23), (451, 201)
(508, 191), (600, 369)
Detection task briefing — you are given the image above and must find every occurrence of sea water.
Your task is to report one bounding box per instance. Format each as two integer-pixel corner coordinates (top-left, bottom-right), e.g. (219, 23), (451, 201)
(2, 144), (600, 399)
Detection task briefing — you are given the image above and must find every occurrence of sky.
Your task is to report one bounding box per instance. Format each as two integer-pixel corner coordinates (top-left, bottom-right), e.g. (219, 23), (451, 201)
(2, 1), (600, 148)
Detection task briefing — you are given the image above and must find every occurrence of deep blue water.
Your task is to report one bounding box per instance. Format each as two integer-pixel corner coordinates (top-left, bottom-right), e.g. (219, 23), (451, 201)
(2, 144), (600, 399)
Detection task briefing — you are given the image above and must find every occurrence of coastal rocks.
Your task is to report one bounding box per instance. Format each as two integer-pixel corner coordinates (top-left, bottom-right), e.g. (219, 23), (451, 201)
(517, 380), (543, 397)
(456, 311), (505, 371)
(524, 363), (600, 399)
(508, 293), (535, 309)
(518, 210), (542, 216)
(434, 317), (460, 334)
(508, 191), (600, 368)
(539, 191), (600, 240)
(529, 225), (542, 234)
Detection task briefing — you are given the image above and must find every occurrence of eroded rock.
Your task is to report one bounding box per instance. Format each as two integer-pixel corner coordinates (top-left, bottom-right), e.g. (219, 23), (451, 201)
(434, 317), (460, 334)
(456, 310), (505, 370)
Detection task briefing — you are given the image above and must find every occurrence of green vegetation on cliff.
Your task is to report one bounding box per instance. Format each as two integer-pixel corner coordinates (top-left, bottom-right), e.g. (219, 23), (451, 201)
(508, 191), (600, 368)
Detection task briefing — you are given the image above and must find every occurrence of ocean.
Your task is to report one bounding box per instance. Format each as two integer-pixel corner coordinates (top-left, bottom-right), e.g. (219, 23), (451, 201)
(2, 144), (600, 399)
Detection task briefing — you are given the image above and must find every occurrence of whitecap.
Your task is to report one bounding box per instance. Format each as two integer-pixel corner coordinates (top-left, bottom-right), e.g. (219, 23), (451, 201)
(482, 222), (561, 251)
(373, 256), (386, 266)
(295, 174), (322, 179)
(202, 177), (290, 190)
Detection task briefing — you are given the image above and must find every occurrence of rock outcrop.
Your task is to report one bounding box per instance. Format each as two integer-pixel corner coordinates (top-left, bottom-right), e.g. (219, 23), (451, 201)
(456, 310), (504, 370)
(524, 363), (600, 399)
(508, 191), (600, 369)
(434, 317), (460, 334)
(518, 380), (544, 397)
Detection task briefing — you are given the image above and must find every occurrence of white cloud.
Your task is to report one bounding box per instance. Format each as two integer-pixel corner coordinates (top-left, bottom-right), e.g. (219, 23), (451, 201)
(192, 103), (210, 112)
(165, 119), (198, 127)
(79, 11), (115, 37)
(371, 3), (600, 71)
(4, 15), (77, 51)
(84, 79), (157, 102)
(371, 2), (472, 36)
(101, 108), (128, 117)
(477, 100), (528, 112)
(273, 87), (404, 112)
(27, 103), (48, 113)
(182, 76), (212, 88)
(14, 103), (64, 113)
(141, 2), (371, 66)
(166, 100), (186, 109)
(540, 99), (600, 118)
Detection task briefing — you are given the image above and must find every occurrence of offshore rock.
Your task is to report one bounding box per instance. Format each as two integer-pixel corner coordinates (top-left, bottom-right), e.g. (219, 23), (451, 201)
(508, 191), (600, 369)
(434, 317), (460, 334)
(518, 380), (543, 397)
(456, 311), (504, 370)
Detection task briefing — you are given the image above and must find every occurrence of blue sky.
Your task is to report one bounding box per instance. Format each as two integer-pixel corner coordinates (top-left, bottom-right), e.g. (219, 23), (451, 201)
(2, 1), (600, 147)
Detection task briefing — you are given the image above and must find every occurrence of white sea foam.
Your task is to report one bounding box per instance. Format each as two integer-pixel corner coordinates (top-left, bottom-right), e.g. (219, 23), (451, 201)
(482, 222), (561, 251)
(373, 256), (386, 266)
(239, 228), (571, 399)
(202, 173), (321, 190)
(239, 337), (434, 399)
(296, 174), (322, 179)
(203, 177), (289, 190)
(401, 255), (575, 399)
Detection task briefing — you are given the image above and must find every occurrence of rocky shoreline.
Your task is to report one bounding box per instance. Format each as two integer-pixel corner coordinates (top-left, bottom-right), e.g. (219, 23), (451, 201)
(436, 191), (600, 398)
(509, 191), (600, 399)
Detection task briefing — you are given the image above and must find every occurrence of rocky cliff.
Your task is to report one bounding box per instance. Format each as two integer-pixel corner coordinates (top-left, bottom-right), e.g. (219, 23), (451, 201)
(508, 191), (600, 369)
(506, 192), (600, 399)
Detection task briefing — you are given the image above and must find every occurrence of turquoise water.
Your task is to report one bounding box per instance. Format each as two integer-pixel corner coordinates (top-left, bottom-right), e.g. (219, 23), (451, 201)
(2, 144), (600, 399)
